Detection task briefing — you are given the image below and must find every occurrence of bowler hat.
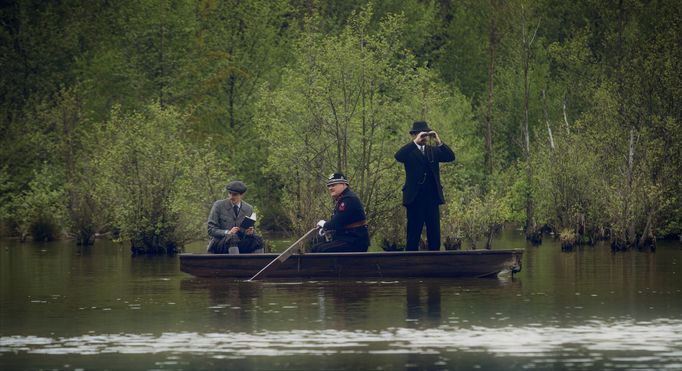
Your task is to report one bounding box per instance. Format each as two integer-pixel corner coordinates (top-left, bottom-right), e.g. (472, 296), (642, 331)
(326, 172), (349, 186)
(409, 121), (432, 134)
(226, 180), (247, 194)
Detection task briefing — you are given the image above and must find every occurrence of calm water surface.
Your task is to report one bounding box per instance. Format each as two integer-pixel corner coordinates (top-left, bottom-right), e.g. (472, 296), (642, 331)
(1, 231), (681, 370)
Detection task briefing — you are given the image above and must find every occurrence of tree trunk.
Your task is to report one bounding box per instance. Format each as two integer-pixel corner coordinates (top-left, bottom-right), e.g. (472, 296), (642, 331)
(485, 226), (494, 250)
(484, 1), (498, 176)
(228, 74), (236, 128)
(521, 8), (539, 240)
(638, 210), (655, 249)
(159, 8), (165, 108)
(523, 48), (532, 237)
(624, 126), (637, 244)
(562, 96), (571, 134)
(542, 89), (554, 150)
(62, 90), (98, 245)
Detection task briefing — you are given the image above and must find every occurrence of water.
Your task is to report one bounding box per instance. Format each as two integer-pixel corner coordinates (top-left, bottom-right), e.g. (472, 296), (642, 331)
(1, 231), (681, 370)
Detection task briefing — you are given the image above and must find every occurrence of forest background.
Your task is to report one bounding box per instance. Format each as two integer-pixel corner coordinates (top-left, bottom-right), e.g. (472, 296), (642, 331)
(1, 0), (680, 254)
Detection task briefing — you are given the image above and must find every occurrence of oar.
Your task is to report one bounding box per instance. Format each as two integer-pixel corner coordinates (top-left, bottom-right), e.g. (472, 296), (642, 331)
(248, 227), (319, 281)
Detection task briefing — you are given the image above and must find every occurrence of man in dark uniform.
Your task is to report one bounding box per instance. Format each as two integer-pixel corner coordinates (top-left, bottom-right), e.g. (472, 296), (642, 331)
(206, 180), (264, 254)
(311, 173), (370, 253)
(395, 121), (455, 251)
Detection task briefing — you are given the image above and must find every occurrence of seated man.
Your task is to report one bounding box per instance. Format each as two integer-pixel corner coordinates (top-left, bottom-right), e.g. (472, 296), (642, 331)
(312, 173), (370, 253)
(207, 180), (264, 254)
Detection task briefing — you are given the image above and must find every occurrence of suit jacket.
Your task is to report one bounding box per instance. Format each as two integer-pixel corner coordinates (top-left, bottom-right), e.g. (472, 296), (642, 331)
(394, 141), (455, 206)
(207, 200), (254, 243)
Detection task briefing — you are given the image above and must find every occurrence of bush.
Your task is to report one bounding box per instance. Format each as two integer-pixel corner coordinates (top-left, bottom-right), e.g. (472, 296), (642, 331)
(444, 186), (510, 249)
(93, 103), (226, 254)
(10, 164), (67, 242)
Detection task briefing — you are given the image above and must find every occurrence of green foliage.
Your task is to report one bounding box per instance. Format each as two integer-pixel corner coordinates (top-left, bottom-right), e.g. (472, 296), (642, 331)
(444, 186), (511, 249)
(92, 103), (226, 254)
(187, 0), (297, 222)
(0, 166), (14, 234)
(532, 129), (605, 234)
(495, 163), (527, 226)
(559, 229), (576, 251)
(256, 5), (472, 238)
(10, 164), (67, 242)
(1, 0), (680, 249)
(432, 0), (489, 100)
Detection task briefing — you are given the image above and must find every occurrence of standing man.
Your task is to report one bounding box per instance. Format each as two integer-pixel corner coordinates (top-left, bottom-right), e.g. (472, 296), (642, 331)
(207, 180), (264, 254)
(312, 173), (370, 253)
(394, 121), (455, 251)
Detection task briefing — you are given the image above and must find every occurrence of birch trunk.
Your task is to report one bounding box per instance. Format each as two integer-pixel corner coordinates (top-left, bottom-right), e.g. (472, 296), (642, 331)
(542, 89), (555, 150)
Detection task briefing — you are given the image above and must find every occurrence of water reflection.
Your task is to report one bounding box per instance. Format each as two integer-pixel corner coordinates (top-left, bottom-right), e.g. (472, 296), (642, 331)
(404, 281), (442, 371)
(179, 280), (375, 330)
(2, 235), (681, 370)
(180, 279), (265, 333)
(406, 281), (441, 326)
(129, 255), (178, 278)
(320, 282), (371, 327)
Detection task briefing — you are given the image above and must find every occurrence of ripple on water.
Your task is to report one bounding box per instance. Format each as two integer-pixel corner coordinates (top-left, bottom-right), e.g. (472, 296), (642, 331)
(1, 319), (682, 367)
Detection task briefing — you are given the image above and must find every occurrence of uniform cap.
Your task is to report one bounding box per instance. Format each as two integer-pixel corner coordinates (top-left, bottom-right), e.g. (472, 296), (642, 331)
(326, 172), (349, 186)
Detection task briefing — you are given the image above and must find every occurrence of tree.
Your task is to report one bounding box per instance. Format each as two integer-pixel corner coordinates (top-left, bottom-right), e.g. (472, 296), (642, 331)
(10, 164), (67, 242)
(445, 186), (510, 249)
(187, 0), (296, 217)
(256, 5), (472, 239)
(518, 2), (541, 241)
(93, 103), (226, 254)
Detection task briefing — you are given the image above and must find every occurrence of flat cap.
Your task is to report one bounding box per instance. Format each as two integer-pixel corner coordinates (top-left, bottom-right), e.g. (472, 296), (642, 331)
(226, 180), (247, 194)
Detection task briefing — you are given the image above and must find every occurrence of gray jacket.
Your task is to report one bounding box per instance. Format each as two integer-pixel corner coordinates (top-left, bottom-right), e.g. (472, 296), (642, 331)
(207, 199), (254, 242)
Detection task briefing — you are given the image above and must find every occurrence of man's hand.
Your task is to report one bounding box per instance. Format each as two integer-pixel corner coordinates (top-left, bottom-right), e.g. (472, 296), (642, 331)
(226, 227), (240, 235)
(245, 227), (255, 236)
(317, 220), (326, 229)
(414, 131), (430, 145)
(429, 131), (442, 145)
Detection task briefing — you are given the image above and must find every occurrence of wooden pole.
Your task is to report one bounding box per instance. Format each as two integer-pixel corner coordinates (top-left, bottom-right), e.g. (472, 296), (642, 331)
(248, 227), (319, 281)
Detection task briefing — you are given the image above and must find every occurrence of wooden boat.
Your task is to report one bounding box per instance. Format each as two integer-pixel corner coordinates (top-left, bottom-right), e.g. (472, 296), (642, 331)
(179, 249), (523, 279)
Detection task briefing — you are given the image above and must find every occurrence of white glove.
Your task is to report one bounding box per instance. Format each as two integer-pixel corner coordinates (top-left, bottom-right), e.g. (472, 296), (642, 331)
(317, 220), (326, 228)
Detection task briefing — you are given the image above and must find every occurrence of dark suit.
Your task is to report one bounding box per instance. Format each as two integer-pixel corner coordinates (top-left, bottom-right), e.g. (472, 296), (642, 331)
(395, 142), (455, 250)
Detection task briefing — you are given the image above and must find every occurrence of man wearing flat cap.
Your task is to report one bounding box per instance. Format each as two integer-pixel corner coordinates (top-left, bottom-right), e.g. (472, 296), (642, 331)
(207, 180), (264, 254)
(312, 172), (370, 253)
(395, 121), (455, 251)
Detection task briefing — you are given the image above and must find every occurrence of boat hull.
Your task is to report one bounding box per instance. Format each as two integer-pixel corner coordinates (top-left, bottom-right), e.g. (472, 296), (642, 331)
(179, 249), (523, 279)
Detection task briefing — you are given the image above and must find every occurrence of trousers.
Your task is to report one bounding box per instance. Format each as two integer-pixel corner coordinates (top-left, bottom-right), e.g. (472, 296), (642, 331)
(310, 226), (370, 253)
(207, 234), (264, 254)
(405, 191), (441, 251)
